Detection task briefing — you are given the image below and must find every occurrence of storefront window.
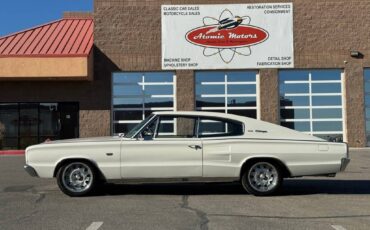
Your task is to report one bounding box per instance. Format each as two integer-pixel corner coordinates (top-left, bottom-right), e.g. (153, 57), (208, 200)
(112, 72), (175, 135)
(195, 71), (258, 118)
(279, 69), (344, 142)
(364, 69), (370, 146)
(0, 102), (78, 150)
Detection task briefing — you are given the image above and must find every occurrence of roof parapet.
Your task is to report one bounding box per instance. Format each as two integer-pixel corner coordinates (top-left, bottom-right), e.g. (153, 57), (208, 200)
(63, 11), (93, 19)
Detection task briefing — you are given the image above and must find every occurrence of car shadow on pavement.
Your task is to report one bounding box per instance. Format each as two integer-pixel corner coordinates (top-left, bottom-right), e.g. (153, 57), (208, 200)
(95, 179), (370, 196)
(281, 179), (370, 196)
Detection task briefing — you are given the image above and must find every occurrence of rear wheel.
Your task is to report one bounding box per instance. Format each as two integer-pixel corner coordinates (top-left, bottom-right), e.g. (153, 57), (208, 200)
(241, 161), (282, 196)
(56, 161), (97, 197)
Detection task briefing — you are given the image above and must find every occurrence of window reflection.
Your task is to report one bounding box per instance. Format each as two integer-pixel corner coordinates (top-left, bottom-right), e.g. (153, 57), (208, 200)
(280, 83), (309, 94)
(196, 85), (225, 95)
(145, 85), (173, 95)
(39, 103), (59, 140)
(198, 118), (244, 137)
(312, 96), (342, 106)
(0, 104), (18, 150)
(114, 123), (138, 134)
(365, 82), (370, 92)
(279, 70), (309, 81)
(227, 71), (256, 82)
(366, 95), (370, 107)
(113, 98), (143, 109)
(195, 71), (258, 119)
(312, 109), (342, 119)
(280, 96), (309, 106)
(228, 110), (256, 118)
(112, 72), (175, 134)
(196, 97), (224, 107)
(281, 122), (310, 132)
(145, 98), (173, 108)
(195, 72), (224, 83)
(113, 85), (142, 96)
(364, 69), (370, 146)
(311, 83), (341, 93)
(113, 72), (142, 83)
(0, 103), (78, 150)
(144, 72), (173, 82)
(280, 109), (310, 119)
(227, 97), (256, 107)
(311, 69), (341, 81)
(114, 111), (142, 121)
(228, 85), (256, 94)
(279, 69), (344, 141)
(312, 121), (342, 132)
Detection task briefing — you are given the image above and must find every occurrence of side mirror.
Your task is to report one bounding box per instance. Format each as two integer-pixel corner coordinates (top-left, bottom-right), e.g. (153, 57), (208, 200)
(118, 133), (125, 137)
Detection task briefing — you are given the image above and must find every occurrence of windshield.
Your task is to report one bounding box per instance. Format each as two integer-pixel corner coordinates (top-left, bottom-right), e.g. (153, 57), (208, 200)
(124, 114), (154, 138)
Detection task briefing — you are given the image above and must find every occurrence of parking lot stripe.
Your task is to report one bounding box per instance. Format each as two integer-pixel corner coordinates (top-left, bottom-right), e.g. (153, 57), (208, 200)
(331, 225), (347, 230)
(86, 222), (103, 230)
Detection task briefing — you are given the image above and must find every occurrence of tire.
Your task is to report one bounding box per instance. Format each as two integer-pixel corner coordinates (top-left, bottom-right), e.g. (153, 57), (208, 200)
(241, 161), (282, 196)
(56, 161), (97, 197)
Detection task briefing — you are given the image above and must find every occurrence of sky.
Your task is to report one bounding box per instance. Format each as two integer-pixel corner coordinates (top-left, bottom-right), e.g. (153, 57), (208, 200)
(0, 0), (93, 37)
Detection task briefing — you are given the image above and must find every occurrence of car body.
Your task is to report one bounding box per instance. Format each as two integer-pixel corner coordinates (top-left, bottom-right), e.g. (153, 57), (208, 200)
(24, 111), (350, 196)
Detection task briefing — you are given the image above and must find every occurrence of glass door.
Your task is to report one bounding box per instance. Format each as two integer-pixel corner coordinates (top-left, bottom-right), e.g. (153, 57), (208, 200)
(0, 102), (79, 150)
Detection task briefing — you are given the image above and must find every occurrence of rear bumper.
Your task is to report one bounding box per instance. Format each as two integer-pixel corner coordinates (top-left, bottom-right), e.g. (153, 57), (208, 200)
(24, 165), (38, 177)
(340, 158), (350, 172)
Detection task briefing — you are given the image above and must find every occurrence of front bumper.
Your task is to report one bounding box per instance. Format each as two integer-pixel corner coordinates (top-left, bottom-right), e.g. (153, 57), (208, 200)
(24, 165), (38, 177)
(340, 158), (350, 172)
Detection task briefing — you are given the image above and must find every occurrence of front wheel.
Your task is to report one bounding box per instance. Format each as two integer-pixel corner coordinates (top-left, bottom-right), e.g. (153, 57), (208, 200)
(241, 161), (282, 196)
(56, 161), (97, 197)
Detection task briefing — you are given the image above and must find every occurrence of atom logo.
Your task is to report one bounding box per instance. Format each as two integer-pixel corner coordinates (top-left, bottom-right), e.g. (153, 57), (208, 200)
(185, 9), (269, 63)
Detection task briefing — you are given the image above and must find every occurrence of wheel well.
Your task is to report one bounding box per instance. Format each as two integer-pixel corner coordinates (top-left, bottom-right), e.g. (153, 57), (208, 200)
(240, 157), (291, 179)
(53, 158), (106, 182)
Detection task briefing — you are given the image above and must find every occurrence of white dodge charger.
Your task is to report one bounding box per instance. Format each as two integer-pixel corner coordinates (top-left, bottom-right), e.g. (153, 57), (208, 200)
(24, 111), (350, 196)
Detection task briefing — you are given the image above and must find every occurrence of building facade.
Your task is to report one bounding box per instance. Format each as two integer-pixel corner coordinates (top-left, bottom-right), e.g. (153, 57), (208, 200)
(0, 0), (370, 149)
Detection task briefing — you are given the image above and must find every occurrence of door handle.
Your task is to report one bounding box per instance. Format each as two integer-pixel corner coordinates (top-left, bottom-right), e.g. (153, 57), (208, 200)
(188, 145), (202, 150)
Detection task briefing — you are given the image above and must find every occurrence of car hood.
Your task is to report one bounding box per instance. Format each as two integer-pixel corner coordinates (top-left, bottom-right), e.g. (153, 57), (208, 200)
(43, 136), (124, 144)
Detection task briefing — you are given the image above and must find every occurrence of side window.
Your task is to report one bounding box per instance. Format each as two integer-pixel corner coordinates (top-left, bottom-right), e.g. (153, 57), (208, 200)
(199, 118), (244, 137)
(157, 116), (197, 138)
(140, 117), (158, 140)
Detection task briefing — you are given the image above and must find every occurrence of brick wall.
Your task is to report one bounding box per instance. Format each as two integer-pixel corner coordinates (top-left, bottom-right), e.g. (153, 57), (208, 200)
(0, 46), (113, 138)
(94, 0), (370, 146)
(1, 0), (369, 145)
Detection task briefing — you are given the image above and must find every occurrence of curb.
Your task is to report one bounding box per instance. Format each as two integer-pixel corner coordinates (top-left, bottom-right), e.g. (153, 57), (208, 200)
(0, 150), (25, 155)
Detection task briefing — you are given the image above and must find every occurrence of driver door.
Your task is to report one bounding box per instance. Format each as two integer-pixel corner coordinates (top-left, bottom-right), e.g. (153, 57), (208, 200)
(121, 115), (203, 179)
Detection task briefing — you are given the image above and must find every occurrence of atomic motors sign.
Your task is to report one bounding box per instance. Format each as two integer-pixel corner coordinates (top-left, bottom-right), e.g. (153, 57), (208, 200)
(162, 3), (293, 69)
(186, 24), (269, 49)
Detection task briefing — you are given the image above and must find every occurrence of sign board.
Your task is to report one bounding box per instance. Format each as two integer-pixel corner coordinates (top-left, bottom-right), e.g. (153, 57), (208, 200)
(161, 3), (294, 69)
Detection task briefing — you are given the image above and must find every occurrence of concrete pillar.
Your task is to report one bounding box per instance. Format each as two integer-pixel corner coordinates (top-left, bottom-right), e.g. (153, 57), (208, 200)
(259, 69), (279, 124)
(176, 70), (195, 111)
(344, 61), (366, 147)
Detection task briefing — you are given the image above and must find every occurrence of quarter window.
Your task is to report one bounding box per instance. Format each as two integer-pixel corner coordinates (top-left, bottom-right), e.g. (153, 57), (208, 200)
(198, 118), (244, 137)
(279, 69), (344, 141)
(112, 72), (175, 135)
(195, 71), (258, 118)
(156, 116), (197, 138)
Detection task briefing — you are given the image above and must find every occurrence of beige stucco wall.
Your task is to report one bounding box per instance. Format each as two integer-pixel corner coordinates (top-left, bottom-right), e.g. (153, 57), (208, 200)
(0, 55), (91, 80)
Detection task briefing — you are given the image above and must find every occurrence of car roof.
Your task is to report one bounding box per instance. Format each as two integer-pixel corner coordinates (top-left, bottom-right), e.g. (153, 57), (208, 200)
(150, 111), (325, 141)
(152, 111), (252, 123)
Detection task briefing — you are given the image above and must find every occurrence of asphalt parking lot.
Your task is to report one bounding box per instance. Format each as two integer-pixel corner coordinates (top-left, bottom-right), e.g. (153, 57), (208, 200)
(0, 150), (370, 230)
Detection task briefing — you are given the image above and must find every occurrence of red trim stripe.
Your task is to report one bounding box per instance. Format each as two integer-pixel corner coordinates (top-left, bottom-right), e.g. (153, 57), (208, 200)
(0, 150), (25, 155)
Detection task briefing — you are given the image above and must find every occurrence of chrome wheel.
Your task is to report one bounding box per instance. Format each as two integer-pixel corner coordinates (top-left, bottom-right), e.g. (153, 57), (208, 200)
(247, 162), (278, 192)
(61, 162), (93, 193)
